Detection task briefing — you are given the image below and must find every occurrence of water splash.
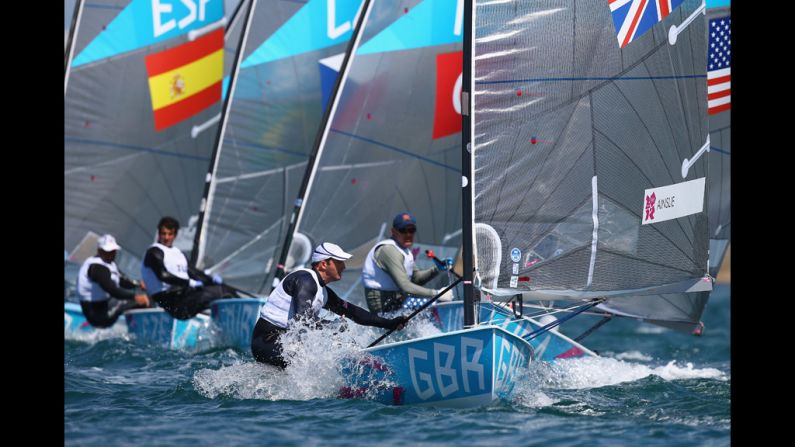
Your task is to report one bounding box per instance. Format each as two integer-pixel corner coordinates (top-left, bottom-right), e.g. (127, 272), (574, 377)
(64, 323), (129, 344)
(192, 313), (433, 402)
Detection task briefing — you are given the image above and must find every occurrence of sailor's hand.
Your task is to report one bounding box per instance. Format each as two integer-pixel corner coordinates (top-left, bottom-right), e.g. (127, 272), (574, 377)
(386, 315), (409, 331)
(432, 257), (449, 271)
(189, 279), (204, 288)
(211, 274), (224, 285)
(134, 293), (150, 307)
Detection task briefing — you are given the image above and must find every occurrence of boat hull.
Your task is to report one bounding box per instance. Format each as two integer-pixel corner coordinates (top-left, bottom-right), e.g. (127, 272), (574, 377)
(210, 298), (267, 350)
(124, 309), (212, 352)
(341, 326), (533, 407)
(430, 302), (596, 360)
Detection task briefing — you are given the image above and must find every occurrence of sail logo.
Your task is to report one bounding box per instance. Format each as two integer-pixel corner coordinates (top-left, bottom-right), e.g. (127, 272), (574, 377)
(152, 0), (216, 38)
(433, 51), (463, 139)
(327, 0), (360, 39)
(644, 192), (656, 221)
(641, 178), (705, 225)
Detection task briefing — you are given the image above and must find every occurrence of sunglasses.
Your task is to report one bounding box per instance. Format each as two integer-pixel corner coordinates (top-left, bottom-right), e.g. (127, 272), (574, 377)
(398, 227), (417, 234)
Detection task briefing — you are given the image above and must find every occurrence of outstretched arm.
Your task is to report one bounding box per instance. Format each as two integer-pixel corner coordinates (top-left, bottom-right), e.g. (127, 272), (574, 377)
(376, 245), (438, 296)
(324, 287), (406, 330)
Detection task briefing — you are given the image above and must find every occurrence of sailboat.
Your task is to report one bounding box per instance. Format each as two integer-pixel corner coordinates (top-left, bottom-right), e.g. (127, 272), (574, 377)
(339, 0), (711, 406)
(64, 0), (248, 350)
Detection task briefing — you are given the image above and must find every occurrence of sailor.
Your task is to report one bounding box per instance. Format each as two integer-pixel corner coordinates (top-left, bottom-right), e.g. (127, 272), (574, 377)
(251, 242), (409, 368)
(141, 216), (239, 320)
(361, 212), (453, 313)
(77, 234), (150, 328)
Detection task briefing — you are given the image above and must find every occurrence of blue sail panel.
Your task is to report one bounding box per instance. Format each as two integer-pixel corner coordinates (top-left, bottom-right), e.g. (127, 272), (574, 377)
(358, 0), (462, 55)
(241, 0), (363, 68)
(72, 0), (225, 67)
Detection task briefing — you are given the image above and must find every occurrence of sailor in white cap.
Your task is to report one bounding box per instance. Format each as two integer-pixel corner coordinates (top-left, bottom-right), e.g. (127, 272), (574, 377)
(76, 234), (150, 328)
(252, 242), (409, 368)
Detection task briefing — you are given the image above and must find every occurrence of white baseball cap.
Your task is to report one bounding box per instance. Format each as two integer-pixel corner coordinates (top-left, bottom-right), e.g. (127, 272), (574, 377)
(97, 234), (121, 252)
(311, 242), (352, 263)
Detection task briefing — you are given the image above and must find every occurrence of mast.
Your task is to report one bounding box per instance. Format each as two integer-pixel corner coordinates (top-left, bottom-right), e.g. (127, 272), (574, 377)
(64, 0), (84, 95)
(268, 0), (374, 292)
(191, 0), (258, 267)
(461, 0), (476, 328)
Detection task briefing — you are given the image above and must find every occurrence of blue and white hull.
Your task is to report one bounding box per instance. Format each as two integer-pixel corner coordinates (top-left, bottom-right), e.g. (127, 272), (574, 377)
(124, 309), (213, 352)
(429, 302), (597, 361)
(341, 326), (533, 407)
(210, 298), (267, 350)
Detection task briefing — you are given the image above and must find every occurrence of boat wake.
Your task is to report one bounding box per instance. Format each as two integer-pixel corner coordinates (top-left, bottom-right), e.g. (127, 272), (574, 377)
(512, 354), (727, 408)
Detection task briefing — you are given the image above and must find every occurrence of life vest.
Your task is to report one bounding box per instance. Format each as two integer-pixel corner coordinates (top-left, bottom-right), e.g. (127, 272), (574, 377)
(77, 256), (120, 302)
(361, 238), (413, 291)
(141, 242), (190, 294)
(260, 268), (326, 328)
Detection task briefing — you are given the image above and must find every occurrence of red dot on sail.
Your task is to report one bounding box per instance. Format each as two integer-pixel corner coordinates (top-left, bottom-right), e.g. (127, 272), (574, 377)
(516, 90), (523, 97)
(351, 178), (358, 185)
(518, 276), (530, 282)
(90, 175), (96, 182)
(404, 7), (409, 13)
(531, 137), (537, 144)
(367, 113), (372, 120)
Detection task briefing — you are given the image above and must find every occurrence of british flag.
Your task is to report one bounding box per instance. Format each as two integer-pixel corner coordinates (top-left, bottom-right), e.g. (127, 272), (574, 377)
(707, 16), (731, 115)
(608, 0), (686, 48)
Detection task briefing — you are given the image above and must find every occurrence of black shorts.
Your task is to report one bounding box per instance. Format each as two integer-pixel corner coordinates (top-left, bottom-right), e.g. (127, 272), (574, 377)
(250, 319), (288, 368)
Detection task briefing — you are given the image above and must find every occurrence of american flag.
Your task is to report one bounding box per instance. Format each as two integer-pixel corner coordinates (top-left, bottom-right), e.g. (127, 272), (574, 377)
(707, 17), (731, 115)
(608, 0), (686, 48)
(402, 296), (430, 310)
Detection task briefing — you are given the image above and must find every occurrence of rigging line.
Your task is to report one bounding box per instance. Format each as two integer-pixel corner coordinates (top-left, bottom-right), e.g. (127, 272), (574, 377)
(63, 138), (210, 163)
(573, 315), (612, 343)
(206, 219), (283, 273)
(329, 129), (458, 172)
(523, 299), (604, 341)
(475, 74), (706, 85)
(710, 146), (730, 155)
(219, 139), (307, 159)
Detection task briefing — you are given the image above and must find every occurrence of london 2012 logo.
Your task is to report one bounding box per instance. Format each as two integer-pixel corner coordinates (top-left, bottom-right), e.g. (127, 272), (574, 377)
(644, 192), (656, 222)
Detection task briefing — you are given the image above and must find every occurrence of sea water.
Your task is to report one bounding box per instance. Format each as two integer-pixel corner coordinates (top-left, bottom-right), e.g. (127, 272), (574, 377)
(65, 285), (730, 446)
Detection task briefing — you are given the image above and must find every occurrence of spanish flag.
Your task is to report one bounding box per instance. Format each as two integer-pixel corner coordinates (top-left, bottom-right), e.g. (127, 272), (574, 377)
(145, 28), (224, 131)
